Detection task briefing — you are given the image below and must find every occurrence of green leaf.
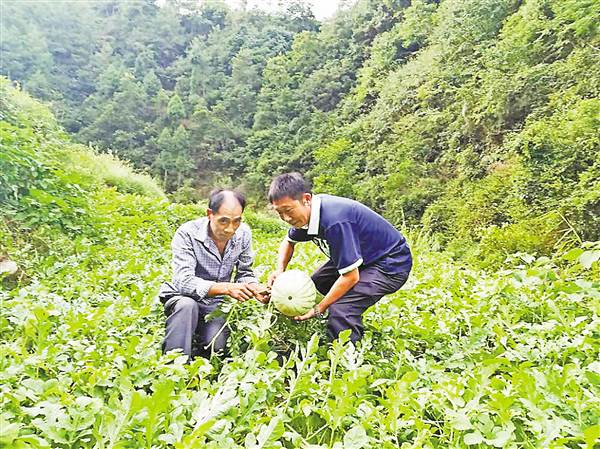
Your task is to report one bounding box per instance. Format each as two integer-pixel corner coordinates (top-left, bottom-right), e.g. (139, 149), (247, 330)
(343, 425), (369, 449)
(400, 371), (418, 383)
(584, 425), (600, 449)
(28, 188), (56, 205)
(253, 416), (284, 449)
(449, 412), (473, 431)
(584, 371), (600, 386)
(306, 333), (320, 356)
(485, 428), (513, 447)
(14, 434), (51, 449)
(563, 248), (584, 261)
(579, 250), (600, 269)
(0, 417), (21, 445)
(464, 431), (484, 445)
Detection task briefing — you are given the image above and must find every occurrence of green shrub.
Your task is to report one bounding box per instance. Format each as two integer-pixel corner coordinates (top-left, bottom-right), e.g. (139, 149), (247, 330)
(66, 147), (166, 199)
(422, 160), (529, 240)
(169, 180), (203, 204)
(243, 209), (287, 236)
(468, 212), (562, 269)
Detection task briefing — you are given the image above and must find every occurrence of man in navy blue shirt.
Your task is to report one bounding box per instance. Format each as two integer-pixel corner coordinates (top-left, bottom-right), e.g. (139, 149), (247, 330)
(267, 173), (412, 342)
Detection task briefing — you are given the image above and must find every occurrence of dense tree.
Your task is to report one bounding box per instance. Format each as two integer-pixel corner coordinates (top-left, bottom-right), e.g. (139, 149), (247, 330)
(2, 0), (598, 262)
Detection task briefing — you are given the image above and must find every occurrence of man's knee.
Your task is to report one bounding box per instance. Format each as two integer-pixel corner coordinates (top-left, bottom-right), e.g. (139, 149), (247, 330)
(163, 296), (200, 358)
(173, 296), (198, 312)
(311, 261), (338, 295)
(165, 296), (199, 326)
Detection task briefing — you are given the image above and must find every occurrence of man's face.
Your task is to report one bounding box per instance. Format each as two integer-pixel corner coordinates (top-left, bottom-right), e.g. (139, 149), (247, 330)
(271, 193), (312, 228)
(207, 197), (243, 243)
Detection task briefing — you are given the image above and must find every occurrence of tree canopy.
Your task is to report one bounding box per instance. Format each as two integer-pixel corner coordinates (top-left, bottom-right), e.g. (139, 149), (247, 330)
(2, 0), (598, 263)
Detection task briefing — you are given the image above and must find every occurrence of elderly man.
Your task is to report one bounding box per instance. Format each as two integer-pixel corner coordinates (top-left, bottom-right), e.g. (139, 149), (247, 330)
(267, 173), (412, 343)
(160, 189), (268, 359)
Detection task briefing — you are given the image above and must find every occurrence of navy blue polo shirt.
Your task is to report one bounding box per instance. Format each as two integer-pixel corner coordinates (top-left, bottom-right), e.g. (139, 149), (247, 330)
(287, 194), (412, 275)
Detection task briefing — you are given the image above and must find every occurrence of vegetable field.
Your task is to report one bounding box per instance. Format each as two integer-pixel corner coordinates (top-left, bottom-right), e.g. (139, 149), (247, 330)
(1, 187), (599, 448)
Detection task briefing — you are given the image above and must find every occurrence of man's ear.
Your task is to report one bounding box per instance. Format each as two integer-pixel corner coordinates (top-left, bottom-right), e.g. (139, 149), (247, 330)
(206, 208), (213, 219)
(302, 193), (312, 205)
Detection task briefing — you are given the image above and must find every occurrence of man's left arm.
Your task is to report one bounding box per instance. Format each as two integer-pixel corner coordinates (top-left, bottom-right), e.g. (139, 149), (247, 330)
(295, 222), (362, 320)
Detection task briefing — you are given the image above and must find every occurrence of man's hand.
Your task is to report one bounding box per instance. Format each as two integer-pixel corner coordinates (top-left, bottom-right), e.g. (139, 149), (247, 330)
(267, 269), (284, 288)
(227, 283), (255, 302)
(294, 307), (316, 321)
(248, 283), (270, 304)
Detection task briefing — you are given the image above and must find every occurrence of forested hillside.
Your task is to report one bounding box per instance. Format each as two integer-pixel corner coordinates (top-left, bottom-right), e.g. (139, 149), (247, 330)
(3, 0), (598, 265)
(1, 81), (599, 449)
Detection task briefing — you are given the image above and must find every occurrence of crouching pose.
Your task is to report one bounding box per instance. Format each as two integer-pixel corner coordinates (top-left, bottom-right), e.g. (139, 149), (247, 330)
(159, 189), (268, 359)
(267, 173), (412, 343)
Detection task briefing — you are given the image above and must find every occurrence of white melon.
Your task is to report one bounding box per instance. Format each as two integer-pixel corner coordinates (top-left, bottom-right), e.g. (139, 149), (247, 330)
(271, 269), (317, 316)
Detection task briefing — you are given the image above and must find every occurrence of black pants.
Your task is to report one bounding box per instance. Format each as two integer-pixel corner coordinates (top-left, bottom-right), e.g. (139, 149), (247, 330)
(162, 295), (228, 359)
(312, 261), (409, 342)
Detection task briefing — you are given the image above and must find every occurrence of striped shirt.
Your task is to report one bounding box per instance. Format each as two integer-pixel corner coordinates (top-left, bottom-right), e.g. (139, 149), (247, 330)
(159, 217), (258, 303)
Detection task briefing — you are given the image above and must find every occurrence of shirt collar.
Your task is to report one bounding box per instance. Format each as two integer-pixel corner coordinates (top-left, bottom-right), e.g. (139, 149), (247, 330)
(307, 194), (321, 235)
(193, 217), (209, 243)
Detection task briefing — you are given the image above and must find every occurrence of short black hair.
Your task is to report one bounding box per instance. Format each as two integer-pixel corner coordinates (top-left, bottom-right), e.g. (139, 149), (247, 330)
(208, 189), (246, 212)
(268, 172), (311, 202)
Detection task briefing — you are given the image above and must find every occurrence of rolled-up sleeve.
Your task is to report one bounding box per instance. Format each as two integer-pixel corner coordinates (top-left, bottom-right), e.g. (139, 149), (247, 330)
(171, 229), (215, 300)
(234, 232), (258, 284)
(286, 227), (311, 243)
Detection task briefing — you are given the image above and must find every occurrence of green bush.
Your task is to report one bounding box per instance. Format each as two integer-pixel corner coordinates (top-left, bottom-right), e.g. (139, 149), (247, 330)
(66, 147), (166, 199)
(2, 70), (599, 449)
(1, 81), (166, 265)
(422, 160), (529, 240)
(467, 213), (562, 268)
(168, 180), (203, 204)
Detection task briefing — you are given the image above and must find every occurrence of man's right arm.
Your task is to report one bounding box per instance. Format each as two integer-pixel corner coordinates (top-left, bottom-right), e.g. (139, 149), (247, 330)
(208, 282), (254, 302)
(267, 239), (295, 287)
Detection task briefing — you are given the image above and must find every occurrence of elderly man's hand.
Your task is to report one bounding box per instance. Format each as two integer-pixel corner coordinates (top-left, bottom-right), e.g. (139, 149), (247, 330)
(227, 283), (255, 302)
(248, 283), (270, 304)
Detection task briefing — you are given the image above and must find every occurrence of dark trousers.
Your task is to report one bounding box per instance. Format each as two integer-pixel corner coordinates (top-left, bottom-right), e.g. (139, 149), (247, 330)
(312, 261), (409, 342)
(162, 295), (229, 359)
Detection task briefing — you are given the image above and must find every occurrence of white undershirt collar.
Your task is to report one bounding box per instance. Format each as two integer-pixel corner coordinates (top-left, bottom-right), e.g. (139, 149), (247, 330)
(307, 194), (321, 235)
